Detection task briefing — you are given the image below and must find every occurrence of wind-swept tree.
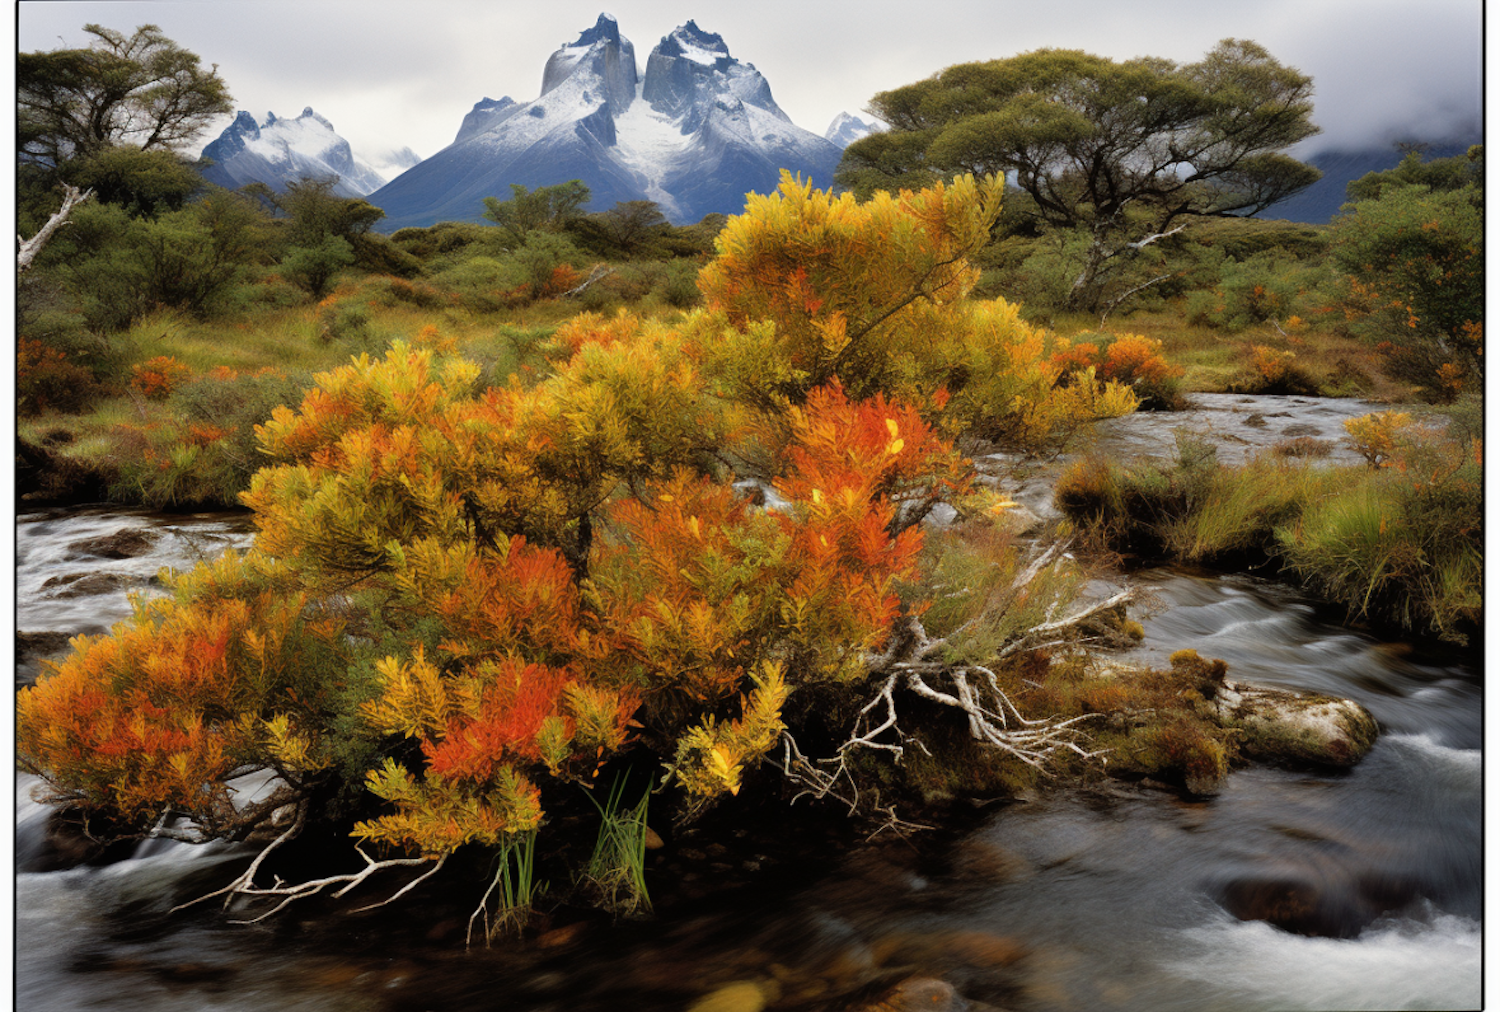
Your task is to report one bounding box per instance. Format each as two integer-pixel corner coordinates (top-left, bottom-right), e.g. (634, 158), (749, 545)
(838, 40), (1321, 311)
(19, 23), (233, 166)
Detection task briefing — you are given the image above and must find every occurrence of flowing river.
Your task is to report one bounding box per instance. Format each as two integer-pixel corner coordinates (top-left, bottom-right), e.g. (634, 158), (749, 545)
(13, 395), (1483, 1011)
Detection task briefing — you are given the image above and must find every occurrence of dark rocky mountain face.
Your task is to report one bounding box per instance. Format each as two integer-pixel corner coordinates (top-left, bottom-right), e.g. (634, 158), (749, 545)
(364, 14), (842, 230)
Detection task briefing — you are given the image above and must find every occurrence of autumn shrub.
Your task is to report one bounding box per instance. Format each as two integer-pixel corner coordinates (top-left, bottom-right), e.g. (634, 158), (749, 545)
(129, 355), (194, 400)
(1232, 344), (1320, 395)
(19, 174), (1147, 931)
(696, 173), (1137, 451)
(1052, 332), (1186, 410)
(18, 338), (101, 415)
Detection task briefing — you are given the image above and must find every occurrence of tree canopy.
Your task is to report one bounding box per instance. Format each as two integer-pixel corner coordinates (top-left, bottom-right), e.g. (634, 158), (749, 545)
(482, 180), (593, 246)
(839, 39), (1321, 310)
(19, 23), (233, 167)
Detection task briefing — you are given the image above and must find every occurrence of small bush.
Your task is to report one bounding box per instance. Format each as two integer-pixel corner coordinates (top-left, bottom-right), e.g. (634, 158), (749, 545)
(315, 299), (373, 346)
(1232, 345), (1320, 395)
(130, 355), (194, 400)
(1055, 332), (1186, 410)
(18, 338), (101, 416)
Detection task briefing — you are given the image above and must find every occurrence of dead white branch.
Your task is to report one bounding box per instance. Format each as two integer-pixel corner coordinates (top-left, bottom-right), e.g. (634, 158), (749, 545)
(994, 589), (1135, 659)
(170, 802), (445, 922)
(779, 731), (934, 838)
(902, 666), (1106, 769)
(560, 264), (614, 298)
(18, 185), (92, 274)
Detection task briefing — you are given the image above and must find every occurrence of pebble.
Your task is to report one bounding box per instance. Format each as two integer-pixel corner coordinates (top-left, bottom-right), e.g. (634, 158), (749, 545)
(686, 980), (775, 1012)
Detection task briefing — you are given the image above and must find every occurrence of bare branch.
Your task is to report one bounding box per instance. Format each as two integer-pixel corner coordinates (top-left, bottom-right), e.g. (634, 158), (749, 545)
(559, 264), (614, 298)
(17, 185), (92, 274)
(994, 589), (1135, 659)
(170, 801), (443, 923)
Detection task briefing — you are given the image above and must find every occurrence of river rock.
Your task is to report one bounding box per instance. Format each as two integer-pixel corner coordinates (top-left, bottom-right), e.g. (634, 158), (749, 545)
(686, 980), (776, 1012)
(995, 502), (1043, 537)
(42, 572), (140, 597)
(1213, 679), (1378, 767)
(66, 528), (159, 559)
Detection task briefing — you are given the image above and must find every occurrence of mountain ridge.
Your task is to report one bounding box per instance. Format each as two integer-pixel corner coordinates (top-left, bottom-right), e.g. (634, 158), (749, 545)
(364, 14), (842, 229)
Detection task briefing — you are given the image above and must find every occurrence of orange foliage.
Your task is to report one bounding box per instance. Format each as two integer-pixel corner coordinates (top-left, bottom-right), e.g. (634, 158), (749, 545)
(130, 356), (194, 400)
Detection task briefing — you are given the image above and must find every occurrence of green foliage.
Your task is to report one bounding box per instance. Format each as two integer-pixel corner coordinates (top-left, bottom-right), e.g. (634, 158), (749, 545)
(567, 200), (671, 258)
(470, 829), (544, 943)
(18, 23), (233, 170)
(282, 235), (356, 298)
(46, 190), (271, 330)
(68, 145), (205, 216)
(580, 777), (652, 917)
(1330, 180), (1482, 392)
(482, 180), (592, 246)
(1346, 146), (1484, 202)
(841, 39), (1321, 312)
(249, 177), (386, 247)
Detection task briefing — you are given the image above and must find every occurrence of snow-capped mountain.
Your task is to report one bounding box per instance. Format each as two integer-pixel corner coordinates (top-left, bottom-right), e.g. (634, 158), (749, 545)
(367, 14), (843, 229)
(199, 108), (389, 197)
(825, 112), (886, 149)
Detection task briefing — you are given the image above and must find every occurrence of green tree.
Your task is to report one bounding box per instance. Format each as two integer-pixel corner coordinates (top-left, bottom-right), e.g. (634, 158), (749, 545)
(482, 180), (592, 246)
(1331, 181), (1483, 390)
(839, 40), (1321, 311)
(246, 177), (386, 247)
(48, 188), (271, 329)
(244, 177), (386, 294)
(19, 23), (232, 166)
(280, 235), (356, 298)
(69, 145), (204, 215)
(1345, 145), (1484, 202)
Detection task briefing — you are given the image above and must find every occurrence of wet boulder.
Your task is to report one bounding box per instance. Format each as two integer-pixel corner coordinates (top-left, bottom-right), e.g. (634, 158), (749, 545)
(66, 527), (159, 560)
(1214, 679), (1378, 768)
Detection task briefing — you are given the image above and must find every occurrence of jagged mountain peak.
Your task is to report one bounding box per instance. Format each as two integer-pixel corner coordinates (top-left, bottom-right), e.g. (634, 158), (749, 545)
(366, 15), (840, 229)
(825, 112), (886, 148)
(642, 19), (780, 124)
(568, 12), (623, 48)
(656, 21), (731, 65)
(199, 106), (389, 198)
(540, 11), (637, 111)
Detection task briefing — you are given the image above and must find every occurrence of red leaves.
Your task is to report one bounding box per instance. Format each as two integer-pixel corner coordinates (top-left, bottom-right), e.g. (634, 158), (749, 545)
(423, 660), (575, 779)
(434, 537), (583, 658)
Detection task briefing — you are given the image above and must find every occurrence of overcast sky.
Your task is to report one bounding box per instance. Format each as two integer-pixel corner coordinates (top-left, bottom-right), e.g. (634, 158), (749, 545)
(16, 0), (1485, 168)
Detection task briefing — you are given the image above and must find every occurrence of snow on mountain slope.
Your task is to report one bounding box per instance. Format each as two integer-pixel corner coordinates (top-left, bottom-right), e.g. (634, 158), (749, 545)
(199, 108), (389, 197)
(825, 112), (886, 148)
(366, 15), (841, 230)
